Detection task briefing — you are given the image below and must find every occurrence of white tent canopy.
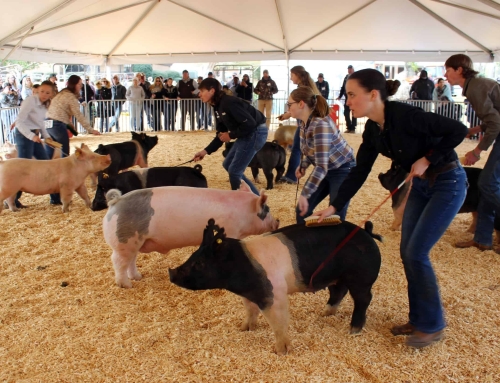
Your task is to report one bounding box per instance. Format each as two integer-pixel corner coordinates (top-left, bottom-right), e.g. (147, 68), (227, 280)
(1, 0), (499, 65)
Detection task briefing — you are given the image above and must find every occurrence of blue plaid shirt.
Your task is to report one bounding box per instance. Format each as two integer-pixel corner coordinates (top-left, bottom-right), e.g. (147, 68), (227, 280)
(300, 115), (355, 199)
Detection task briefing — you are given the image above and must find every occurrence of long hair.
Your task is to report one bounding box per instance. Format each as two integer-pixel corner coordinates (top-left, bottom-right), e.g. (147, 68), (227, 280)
(348, 69), (400, 101)
(444, 54), (478, 79)
(290, 65), (320, 95)
(65, 75), (82, 95)
(290, 86), (330, 118)
(199, 78), (224, 104)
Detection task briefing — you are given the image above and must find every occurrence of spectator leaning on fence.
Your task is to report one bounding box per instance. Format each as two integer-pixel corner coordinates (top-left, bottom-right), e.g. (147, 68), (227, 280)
(21, 76), (33, 100)
(315, 73), (330, 99)
(110, 75), (127, 132)
(445, 54), (500, 254)
(177, 70), (199, 131)
(235, 74), (253, 103)
(126, 77), (145, 132)
(254, 69), (278, 128)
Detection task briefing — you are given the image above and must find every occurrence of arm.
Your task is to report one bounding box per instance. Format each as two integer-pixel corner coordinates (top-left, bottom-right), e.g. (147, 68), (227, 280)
(337, 77), (346, 99)
(432, 88), (438, 101)
(444, 85), (453, 102)
(126, 87), (132, 100)
(271, 80), (278, 95)
(192, 79), (199, 95)
(204, 125), (225, 154)
(253, 81), (260, 95)
(223, 100), (257, 139)
(14, 96), (37, 140)
(67, 94), (94, 133)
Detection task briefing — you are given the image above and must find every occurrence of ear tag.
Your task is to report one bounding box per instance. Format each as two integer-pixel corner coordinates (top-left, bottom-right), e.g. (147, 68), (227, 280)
(213, 230), (218, 236)
(216, 239), (222, 244)
(103, 173), (109, 179)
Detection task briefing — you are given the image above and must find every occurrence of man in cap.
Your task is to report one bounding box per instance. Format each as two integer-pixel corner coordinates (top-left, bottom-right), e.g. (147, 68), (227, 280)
(315, 73), (330, 99)
(409, 70), (434, 101)
(207, 72), (214, 78)
(254, 69), (278, 128)
(337, 65), (356, 133)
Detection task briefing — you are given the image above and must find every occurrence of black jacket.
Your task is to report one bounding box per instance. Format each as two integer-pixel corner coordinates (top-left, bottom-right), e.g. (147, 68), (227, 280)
(338, 74), (349, 104)
(112, 83), (127, 101)
(235, 82), (253, 101)
(332, 101), (467, 212)
(204, 94), (266, 154)
(410, 78), (435, 100)
(315, 80), (330, 99)
(164, 85), (178, 99)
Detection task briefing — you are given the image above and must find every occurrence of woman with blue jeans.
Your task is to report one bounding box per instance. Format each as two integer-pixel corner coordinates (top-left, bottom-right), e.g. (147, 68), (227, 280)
(314, 69), (468, 349)
(46, 75), (100, 204)
(193, 78), (267, 195)
(288, 87), (355, 224)
(11, 81), (54, 208)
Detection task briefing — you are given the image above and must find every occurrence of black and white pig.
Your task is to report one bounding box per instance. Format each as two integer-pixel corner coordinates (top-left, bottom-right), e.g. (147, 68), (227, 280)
(169, 219), (382, 355)
(223, 140), (286, 190)
(379, 163), (500, 237)
(90, 132), (159, 186)
(91, 165), (208, 211)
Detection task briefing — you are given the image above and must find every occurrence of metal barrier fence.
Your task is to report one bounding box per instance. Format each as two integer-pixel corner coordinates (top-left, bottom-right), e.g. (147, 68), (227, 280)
(1, 98), (483, 145)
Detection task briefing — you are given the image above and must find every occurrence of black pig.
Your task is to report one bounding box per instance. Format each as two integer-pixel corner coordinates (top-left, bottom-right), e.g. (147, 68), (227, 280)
(91, 165), (208, 211)
(169, 219), (382, 355)
(223, 140), (286, 190)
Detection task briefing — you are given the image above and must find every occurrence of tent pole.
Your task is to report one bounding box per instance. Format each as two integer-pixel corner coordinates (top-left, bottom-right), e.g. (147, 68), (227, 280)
(108, 0), (160, 58)
(430, 0), (500, 20)
(1, 27), (33, 63)
(408, 0), (494, 59)
(477, 0), (500, 12)
(9, 0), (156, 41)
(0, 0), (76, 48)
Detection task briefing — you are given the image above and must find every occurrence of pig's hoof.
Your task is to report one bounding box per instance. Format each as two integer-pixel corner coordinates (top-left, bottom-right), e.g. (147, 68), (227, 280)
(350, 326), (363, 335)
(116, 279), (133, 288)
(322, 304), (338, 317)
(274, 341), (291, 355)
(240, 321), (256, 331)
(129, 272), (142, 281)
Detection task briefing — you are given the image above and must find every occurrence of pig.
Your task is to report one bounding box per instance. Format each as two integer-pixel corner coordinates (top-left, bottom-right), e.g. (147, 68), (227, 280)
(223, 141), (286, 190)
(91, 165), (208, 211)
(0, 142), (17, 160)
(169, 219), (382, 355)
(379, 163), (500, 238)
(90, 132), (158, 186)
(103, 181), (279, 288)
(273, 124), (297, 150)
(0, 144), (111, 213)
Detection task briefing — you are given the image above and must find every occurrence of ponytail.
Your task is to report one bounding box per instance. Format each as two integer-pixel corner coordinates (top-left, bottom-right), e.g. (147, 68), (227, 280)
(290, 87), (330, 118)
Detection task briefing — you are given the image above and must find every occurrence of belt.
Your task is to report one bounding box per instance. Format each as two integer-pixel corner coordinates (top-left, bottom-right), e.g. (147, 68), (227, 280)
(423, 160), (460, 187)
(31, 129), (40, 135)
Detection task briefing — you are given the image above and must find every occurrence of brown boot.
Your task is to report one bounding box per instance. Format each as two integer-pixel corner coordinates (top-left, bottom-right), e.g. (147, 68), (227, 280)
(406, 330), (443, 348)
(455, 239), (492, 251)
(391, 322), (415, 336)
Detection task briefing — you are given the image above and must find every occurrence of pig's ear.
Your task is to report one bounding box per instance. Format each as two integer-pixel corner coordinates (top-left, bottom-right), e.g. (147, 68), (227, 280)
(75, 147), (83, 158)
(256, 192), (270, 220)
(202, 218), (218, 245)
(239, 181), (252, 193)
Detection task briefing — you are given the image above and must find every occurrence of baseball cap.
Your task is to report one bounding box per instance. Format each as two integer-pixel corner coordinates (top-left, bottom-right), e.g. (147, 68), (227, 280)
(208, 71), (213, 76)
(49, 73), (57, 79)
(347, 65), (353, 69)
(318, 73), (324, 78)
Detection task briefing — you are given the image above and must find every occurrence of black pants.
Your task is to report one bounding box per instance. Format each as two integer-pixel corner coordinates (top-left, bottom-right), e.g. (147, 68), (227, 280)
(344, 104), (357, 131)
(180, 100), (196, 131)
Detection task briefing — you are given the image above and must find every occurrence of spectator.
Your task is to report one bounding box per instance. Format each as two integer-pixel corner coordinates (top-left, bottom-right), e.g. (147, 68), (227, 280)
(226, 73), (238, 88)
(254, 69), (278, 128)
(137, 72), (152, 129)
(229, 76), (240, 96)
(337, 65), (356, 133)
(432, 78), (452, 101)
(48, 73), (58, 93)
(446, 54), (500, 254)
(177, 70), (199, 131)
(126, 77), (145, 132)
(434, 78), (457, 120)
(315, 73), (330, 99)
(1, 83), (20, 142)
(163, 78), (178, 131)
(235, 74), (253, 103)
(79, 77), (95, 127)
(207, 72), (214, 78)
(95, 78), (112, 133)
(409, 70), (434, 100)
(222, 85), (233, 96)
(0, 77), (4, 92)
(150, 76), (166, 131)
(7, 74), (19, 93)
(21, 76), (33, 100)
(110, 75), (127, 132)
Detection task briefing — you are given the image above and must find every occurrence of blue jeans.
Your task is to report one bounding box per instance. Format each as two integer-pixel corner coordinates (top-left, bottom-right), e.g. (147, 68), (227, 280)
(474, 140), (500, 246)
(110, 102), (123, 131)
(296, 161), (355, 224)
(283, 126), (301, 182)
(14, 129), (50, 204)
(46, 120), (70, 204)
(222, 124), (268, 195)
(401, 166), (467, 333)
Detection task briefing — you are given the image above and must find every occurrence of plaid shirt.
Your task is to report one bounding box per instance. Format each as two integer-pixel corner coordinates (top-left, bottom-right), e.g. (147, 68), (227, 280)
(300, 115), (354, 199)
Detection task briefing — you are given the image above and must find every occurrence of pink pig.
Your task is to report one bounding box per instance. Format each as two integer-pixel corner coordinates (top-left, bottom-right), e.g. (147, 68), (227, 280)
(103, 182), (279, 288)
(0, 144), (111, 213)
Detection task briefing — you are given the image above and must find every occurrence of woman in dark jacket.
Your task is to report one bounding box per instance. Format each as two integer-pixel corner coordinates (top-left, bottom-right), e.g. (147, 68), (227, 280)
(235, 74), (253, 103)
(95, 79), (112, 132)
(315, 69), (468, 349)
(163, 78), (178, 131)
(193, 78), (267, 195)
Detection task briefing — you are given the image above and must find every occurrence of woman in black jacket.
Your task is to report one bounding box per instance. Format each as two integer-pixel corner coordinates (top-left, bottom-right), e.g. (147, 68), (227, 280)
(95, 79), (112, 132)
(235, 74), (253, 103)
(315, 69), (468, 349)
(193, 78), (268, 195)
(163, 78), (178, 131)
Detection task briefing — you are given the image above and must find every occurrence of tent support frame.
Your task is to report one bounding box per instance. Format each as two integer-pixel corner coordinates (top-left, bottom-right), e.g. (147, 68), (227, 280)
(1, 27), (34, 63)
(430, 0), (500, 20)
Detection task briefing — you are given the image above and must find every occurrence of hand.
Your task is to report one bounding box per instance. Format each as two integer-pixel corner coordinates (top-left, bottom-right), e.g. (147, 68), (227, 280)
(91, 129), (101, 135)
(463, 149), (481, 166)
(466, 125), (482, 139)
(277, 112), (291, 121)
(336, 97), (340, 101)
(241, 81), (247, 87)
(409, 156), (431, 178)
(193, 150), (207, 162)
(218, 132), (231, 142)
(32, 136), (42, 143)
(151, 94), (156, 99)
(177, 97), (181, 100)
(295, 166), (305, 180)
(81, 102), (87, 106)
(314, 205), (337, 223)
(297, 196), (309, 217)
(10, 122), (15, 130)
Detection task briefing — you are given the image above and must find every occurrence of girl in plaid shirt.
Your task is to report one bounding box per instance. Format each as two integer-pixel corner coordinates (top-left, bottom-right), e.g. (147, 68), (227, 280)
(288, 87), (356, 223)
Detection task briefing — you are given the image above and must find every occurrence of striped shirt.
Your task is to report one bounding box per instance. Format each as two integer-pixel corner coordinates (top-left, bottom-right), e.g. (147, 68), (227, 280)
(300, 115), (355, 199)
(47, 90), (93, 132)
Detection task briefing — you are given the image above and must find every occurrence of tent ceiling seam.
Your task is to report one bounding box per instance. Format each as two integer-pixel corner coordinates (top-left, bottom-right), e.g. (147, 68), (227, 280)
(430, 0), (500, 20)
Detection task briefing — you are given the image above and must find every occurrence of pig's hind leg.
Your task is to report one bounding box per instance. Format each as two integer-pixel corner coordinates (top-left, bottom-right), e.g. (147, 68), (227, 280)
(240, 297), (260, 331)
(260, 289), (291, 355)
(111, 248), (141, 288)
(263, 167), (274, 190)
(347, 283), (373, 334)
(323, 283), (348, 316)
